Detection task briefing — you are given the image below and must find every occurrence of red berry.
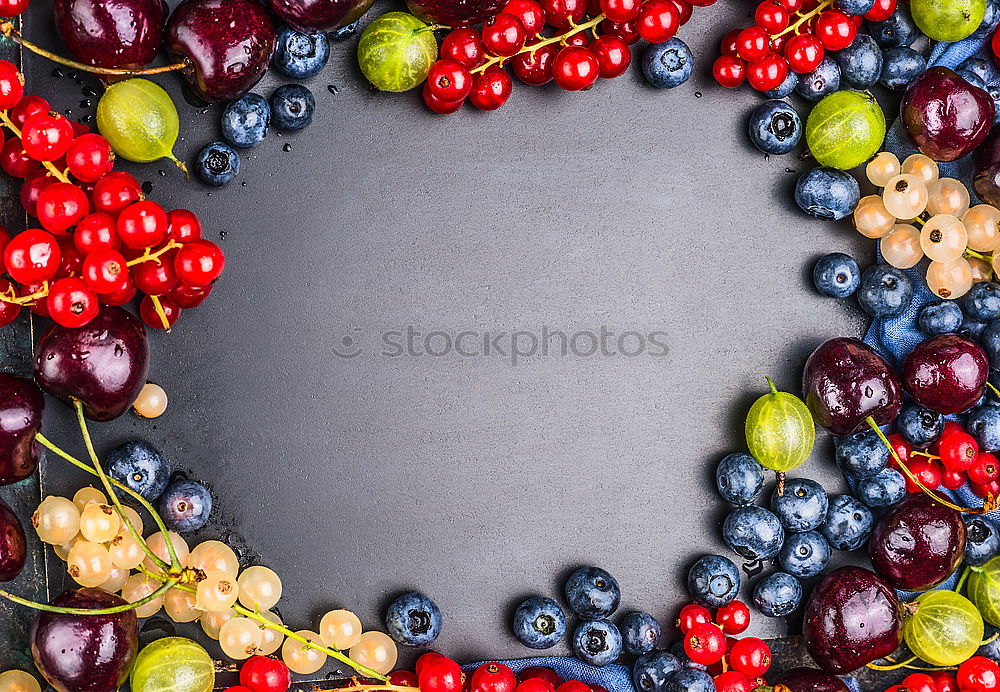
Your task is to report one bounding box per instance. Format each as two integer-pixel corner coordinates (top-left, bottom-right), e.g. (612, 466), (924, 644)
(427, 59), (473, 102)
(174, 239), (225, 285)
(419, 658), (464, 692)
(736, 26), (770, 61)
(677, 603), (712, 632)
(0, 0), (29, 16)
(482, 13), (527, 56)
(901, 674), (937, 692)
(783, 34), (824, 73)
(714, 671), (752, 692)
(139, 294), (181, 330)
(686, 0), (716, 6)
(65, 133), (115, 183)
(728, 637), (771, 678)
(10, 95), (50, 131)
(5, 229), (61, 284)
(469, 66), (513, 110)
(132, 254), (179, 296)
(552, 46), (600, 90)
(502, 0), (547, 33)
(905, 458), (943, 492)
(166, 281), (213, 308)
(635, 0), (680, 42)
(19, 171), (55, 219)
(591, 34), (631, 78)
(423, 83), (465, 115)
(512, 42), (559, 85)
(863, 0), (896, 21)
(225, 688), (253, 692)
(670, 0), (692, 24)
(713, 55), (746, 87)
(601, 19), (640, 43)
(720, 28), (741, 55)
(416, 653), (446, 677)
(36, 182), (90, 234)
(166, 209), (202, 242)
(600, 0), (642, 21)
(555, 683), (590, 692)
(470, 663), (516, 692)
(0, 280), (21, 328)
(815, 10), (856, 50)
(47, 277), (98, 328)
(887, 433), (913, 467)
(240, 655), (291, 692)
(1, 137), (42, 178)
(56, 238), (83, 278)
(973, 479), (1000, 498)
(97, 275), (136, 306)
(81, 247), (129, 294)
(746, 52), (787, 91)
(92, 172), (142, 215)
(940, 431), (979, 472)
(75, 213), (121, 253)
(389, 672), (419, 687)
(958, 657), (1000, 692)
(117, 200), (168, 249)
(941, 468), (967, 490)
(441, 28), (486, 68)
(970, 452), (1000, 485)
(563, 31), (591, 47)
(517, 681), (555, 692)
(540, 0), (586, 27)
(716, 600), (751, 635)
(755, 0), (790, 33)
(684, 623), (727, 665)
(20, 112), (75, 162)
(932, 671), (958, 692)
(0, 60), (24, 111)
(519, 668), (563, 687)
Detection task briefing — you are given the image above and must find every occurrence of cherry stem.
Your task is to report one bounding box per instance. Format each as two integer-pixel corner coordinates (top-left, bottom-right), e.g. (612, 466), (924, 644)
(0, 22), (188, 77)
(0, 576), (178, 615)
(471, 13), (606, 75)
(867, 656), (918, 671)
(988, 382), (1000, 400)
(0, 109), (71, 184)
(865, 416), (995, 514)
(772, 0), (834, 38)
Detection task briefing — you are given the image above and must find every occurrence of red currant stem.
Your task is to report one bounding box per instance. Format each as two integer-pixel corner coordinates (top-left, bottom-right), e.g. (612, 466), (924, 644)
(772, 0), (833, 38)
(0, 22), (189, 77)
(125, 239), (182, 267)
(909, 449), (940, 460)
(148, 294), (172, 332)
(0, 281), (49, 307)
(0, 576), (178, 615)
(0, 109), (72, 184)
(471, 12), (607, 75)
(866, 656), (918, 671)
(866, 416), (995, 514)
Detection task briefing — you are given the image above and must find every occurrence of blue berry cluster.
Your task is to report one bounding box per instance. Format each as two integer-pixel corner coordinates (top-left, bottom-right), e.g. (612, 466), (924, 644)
(812, 253), (917, 321)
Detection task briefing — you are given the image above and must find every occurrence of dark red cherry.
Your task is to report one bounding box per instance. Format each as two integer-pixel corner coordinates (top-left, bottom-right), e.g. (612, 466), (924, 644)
(802, 337), (903, 436)
(33, 307), (150, 421)
(0, 373), (44, 486)
(772, 668), (850, 692)
(902, 334), (988, 415)
(0, 499), (26, 581)
(902, 66), (995, 162)
(271, 0), (374, 32)
(164, 0), (276, 102)
(54, 0), (168, 70)
(405, 0), (504, 25)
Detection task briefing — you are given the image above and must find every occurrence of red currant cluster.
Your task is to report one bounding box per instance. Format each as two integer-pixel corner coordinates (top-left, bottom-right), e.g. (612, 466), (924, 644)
(226, 655), (292, 692)
(0, 60), (224, 331)
(884, 658), (1000, 692)
(711, 0), (895, 91)
(889, 421), (1000, 498)
(424, 0), (712, 113)
(388, 655), (610, 692)
(676, 601), (771, 692)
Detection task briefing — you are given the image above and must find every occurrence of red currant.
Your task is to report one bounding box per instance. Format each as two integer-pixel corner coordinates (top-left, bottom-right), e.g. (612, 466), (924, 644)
(470, 663), (517, 692)
(502, 0), (547, 33)
(939, 431), (979, 472)
(174, 239), (225, 285)
(970, 452), (1000, 485)
(887, 433), (912, 467)
(92, 172), (142, 216)
(716, 600), (751, 635)
(563, 32), (591, 48)
(423, 83), (465, 115)
(815, 10), (855, 50)
(972, 479), (1000, 499)
(132, 254), (179, 296)
(713, 55), (746, 87)
(591, 34), (631, 78)
(600, 0), (642, 21)
(418, 657), (464, 692)
(714, 671), (752, 692)
(512, 42), (559, 85)
(19, 171), (55, 219)
(517, 681), (555, 692)
(1, 137), (42, 178)
(778, 0), (802, 9)
(10, 95), (50, 131)
(0, 60), (24, 111)
(166, 209), (202, 242)
(139, 294), (181, 330)
(36, 182), (90, 234)
(20, 112), (74, 162)
(720, 29), (741, 55)
(75, 213), (121, 253)
(601, 19), (640, 43)
(47, 277), (98, 328)
(686, 0), (716, 6)
(519, 668), (563, 687)
(427, 59), (474, 102)
(677, 603), (712, 632)
(635, 0), (680, 42)
(863, 0), (896, 21)
(81, 247), (129, 294)
(482, 13), (528, 56)
(941, 468), (967, 490)
(728, 637), (771, 678)
(56, 238), (82, 278)
(901, 673), (937, 692)
(670, 0), (692, 24)
(239, 655), (291, 692)
(932, 421), (966, 453)
(755, 0), (790, 34)
(746, 52), (787, 91)
(736, 26), (770, 61)
(905, 458), (943, 492)
(415, 653), (446, 677)
(540, 0), (586, 28)
(65, 133), (115, 183)
(166, 281), (213, 308)
(552, 46), (600, 91)
(441, 28), (486, 68)
(958, 657), (1000, 692)
(554, 683), (590, 692)
(469, 66), (513, 110)
(117, 200), (168, 249)
(389, 672), (419, 687)
(224, 688), (253, 692)
(684, 623), (727, 665)
(0, 0), (29, 16)
(5, 229), (61, 283)
(97, 275), (136, 306)
(0, 280), (21, 328)
(784, 34), (824, 73)
(932, 671), (959, 692)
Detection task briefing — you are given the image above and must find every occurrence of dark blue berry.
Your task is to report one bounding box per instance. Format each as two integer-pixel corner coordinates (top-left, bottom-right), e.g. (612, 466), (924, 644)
(778, 530), (831, 578)
(834, 0), (875, 11)
(918, 300), (965, 335)
(107, 441), (171, 502)
(856, 467), (907, 508)
(965, 282), (1000, 322)
(513, 597), (566, 649)
(158, 479), (212, 533)
(833, 34), (882, 88)
(748, 99), (802, 155)
(857, 264), (913, 318)
(980, 625), (1000, 661)
(835, 429), (890, 478)
(273, 25), (330, 79)
(958, 69), (988, 91)
(330, 21), (358, 39)
(965, 517), (1000, 566)
(962, 316), (989, 341)
(762, 70), (799, 98)
(983, 321), (1000, 369)
(687, 555), (740, 608)
(195, 142), (240, 187)
(642, 38), (694, 88)
(664, 669), (715, 692)
(385, 591), (442, 646)
(565, 566), (620, 619)
(820, 494), (873, 550)
(716, 453), (765, 505)
(794, 55), (841, 101)
(795, 167), (860, 220)
(221, 93), (270, 149)
(969, 402), (1000, 452)
(621, 611), (661, 656)
(974, 0), (1000, 38)
(633, 651), (683, 692)
(813, 252), (861, 299)
(959, 57), (995, 83)
(752, 571), (803, 617)
(270, 84), (315, 131)
(722, 506), (784, 560)
(770, 478), (828, 532)
(572, 619), (622, 667)
(867, 6), (919, 47)
(670, 641), (707, 671)
(880, 46), (927, 90)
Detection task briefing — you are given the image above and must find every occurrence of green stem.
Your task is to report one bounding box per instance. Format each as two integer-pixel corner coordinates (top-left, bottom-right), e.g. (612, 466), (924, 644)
(867, 656), (918, 671)
(956, 566), (972, 594)
(0, 577), (177, 615)
(765, 375), (778, 396)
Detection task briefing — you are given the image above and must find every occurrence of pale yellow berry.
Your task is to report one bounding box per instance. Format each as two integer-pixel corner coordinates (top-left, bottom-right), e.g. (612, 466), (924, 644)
(122, 574), (164, 618)
(256, 609), (285, 656)
(927, 258), (974, 300)
(926, 178), (971, 217)
(883, 174), (928, 219)
(320, 609), (363, 650)
(164, 586), (201, 623)
(143, 531), (189, 574)
(881, 224), (924, 270)
(196, 570), (239, 611)
(53, 535), (81, 562)
(349, 631), (398, 675)
(919, 215), (968, 262)
(133, 382), (168, 418)
(0, 669), (42, 692)
(72, 486), (107, 512)
(187, 540), (239, 576)
(237, 566), (281, 610)
(200, 609), (235, 640)
(108, 531), (145, 570)
(970, 257), (993, 283)
(902, 153), (939, 186)
(118, 505), (144, 536)
(853, 195), (896, 239)
(282, 630), (327, 675)
(100, 566), (130, 593)
(32, 496), (80, 545)
(964, 204), (1000, 252)
(866, 151), (901, 187)
(66, 540), (112, 588)
(79, 503), (121, 544)
(220, 617), (264, 660)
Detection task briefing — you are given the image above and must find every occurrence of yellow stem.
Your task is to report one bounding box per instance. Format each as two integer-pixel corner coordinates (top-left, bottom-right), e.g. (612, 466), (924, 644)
(472, 13), (606, 75)
(867, 656), (918, 671)
(773, 0), (834, 38)
(125, 240), (181, 267)
(148, 294), (172, 331)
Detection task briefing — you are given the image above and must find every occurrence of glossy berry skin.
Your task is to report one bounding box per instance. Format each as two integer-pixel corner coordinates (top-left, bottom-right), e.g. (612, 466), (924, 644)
(540, 0), (585, 27)
(158, 478), (212, 532)
(419, 657), (464, 692)
(904, 67), (995, 162)
(723, 506), (784, 560)
(0, 63), (22, 112)
(513, 597), (566, 649)
(471, 663), (516, 692)
(240, 656), (291, 692)
(868, 5), (918, 48)
(173, 240), (225, 285)
(880, 46), (926, 90)
(716, 452), (764, 505)
(683, 622), (726, 665)
(965, 516), (1000, 566)
(677, 603), (711, 633)
(270, 84), (315, 131)
(835, 430), (889, 479)
(747, 53), (788, 92)
(117, 200), (167, 249)
(813, 253), (859, 299)
(784, 34), (824, 74)
(107, 440), (171, 501)
(857, 468), (907, 508)
(221, 93), (270, 149)
(139, 294), (182, 329)
(54, 0), (167, 71)
(441, 28), (486, 68)
(858, 264), (913, 318)
(778, 530), (831, 578)
(728, 637), (771, 678)
(965, 282), (1000, 321)
(795, 167), (859, 221)
(815, 10), (855, 50)
(565, 566), (620, 618)
(195, 142), (240, 187)
(0, 374), (44, 486)
(620, 611), (659, 656)
(1, 137), (41, 178)
(48, 277), (99, 328)
(469, 66), (512, 110)
(770, 478), (828, 532)
(65, 134), (115, 182)
(642, 38), (693, 88)
(773, 668), (850, 692)
(897, 404), (945, 450)
(763, 70), (799, 98)
(423, 85), (464, 115)
(36, 183), (90, 235)
(81, 247), (128, 294)
(503, 0), (546, 32)
(482, 13), (527, 56)
(633, 651), (681, 692)
(572, 619), (622, 667)
(272, 25), (329, 79)
(552, 47), (600, 91)
(736, 27), (770, 62)
(919, 300), (963, 336)
(903, 334), (988, 415)
(820, 494), (873, 550)
(20, 112), (74, 162)
(687, 555), (740, 608)
(166, 281), (213, 308)
(713, 55), (746, 88)
(635, 0), (679, 42)
(518, 668), (562, 686)
(167, 209), (202, 242)
(385, 591), (442, 646)
(958, 658), (1000, 692)
(427, 59), (473, 102)
(752, 572), (803, 617)
(92, 172), (141, 215)
(0, 499), (25, 581)
(5, 229), (61, 284)
(74, 214), (121, 254)
(795, 55), (841, 101)
(592, 35), (631, 78)
(749, 99), (802, 155)
(834, 34), (882, 88)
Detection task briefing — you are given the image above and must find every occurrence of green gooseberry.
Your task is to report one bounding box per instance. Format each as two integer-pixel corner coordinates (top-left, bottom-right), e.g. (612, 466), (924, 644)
(805, 90), (886, 171)
(96, 78), (186, 173)
(904, 590), (984, 666)
(358, 12), (439, 93)
(130, 636), (214, 692)
(745, 376), (815, 473)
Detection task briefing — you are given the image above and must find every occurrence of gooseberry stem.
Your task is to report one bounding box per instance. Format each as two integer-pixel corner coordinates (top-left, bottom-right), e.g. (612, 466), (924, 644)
(867, 656), (918, 671)
(0, 22), (188, 77)
(471, 13), (606, 75)
(0, 109), (71, 184)
(0, 576), (178, 615)
(956, 566), (972, 594)
(772, 0), (834, 38)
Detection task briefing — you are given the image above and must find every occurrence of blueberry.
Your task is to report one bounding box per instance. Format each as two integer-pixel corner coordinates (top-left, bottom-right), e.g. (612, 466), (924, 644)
(857, 264), (913, 318)
(835, 429), (891, 478)
(958, 69), (988, 91)
(195, 142), (240, 187)
(270, 84), (316, 131)
(880, 46), (927, 90)
(813, 252), (861, 299)
(330, 21), (358, 39)
(770, 478), (828, 532)
(965, 283), (1000, 322)
(513, 596), (566, 649)
(687, 555), (741, 608)
(273, 25), (330, 79)
(969, 402), (1000, 452)
(158, 479), (212, 533)
(752, 572), (803, 617)
(918, 300), (965, 335)
(572, 619), (622, 667)
(778, 530), (831, 578)
(974, 0), (1000, 38)
(107, 441), (171, 502)
(664, 669), (715, 692)
(833, 34), (882, 88)
(795, 167), (860, 220)
(747, 99), (802, 155)
(385, 591), (442, 646)
(220, 93), (270, 149)
(962, 317), (989, 341)
(763, 70), (799, 98)
(642, 38), (694, 88)
(633, 651), (682, 692)
(980, 625), (1000, 661)
(960, 57), (995, 83)
(670, 641), (707, 671)
(716, 453), (765, 505)
(722, 506), (784, 560)
(966, 517), (1000, 566)
(867, 6), (919, 47)
(621, 611), (661, 656)
(565, 566), (620, 619)
(856, 467), (907, 508)
(983, 321), (1000, 368)
(834, 0), (875, 13)
(820, 494), (873, 550)
(794, 55), (841, 101)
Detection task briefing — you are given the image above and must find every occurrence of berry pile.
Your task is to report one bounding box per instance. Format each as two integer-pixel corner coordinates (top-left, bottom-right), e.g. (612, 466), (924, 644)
(673, 602), (771, 692)
(884, 658), (1000, 692)
(424, 0), (711, 113)
(0, 60), (225, 330)
(888, 420), (1000, 500)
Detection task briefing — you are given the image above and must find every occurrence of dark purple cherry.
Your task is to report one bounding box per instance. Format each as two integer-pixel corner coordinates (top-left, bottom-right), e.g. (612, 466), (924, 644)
(271, 0), (374, 32)
(31, 588), (138, 692)
(0, 373), (44, 486)
(975, 127), (1000, 213)
(405, 0), (504, 25)
(0, 499), (26, 582)
(802, 566), (902, 675)
(33, 307), (149, 422)
(902, 66), (995, 162)
(901, 334), (987, 414)
(164, 0), (276, 102)
(802, 337), (903, 436)
(868, 493), (965, 592)
(773, 667), (850, 692)
(54, 0), (168, 70)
